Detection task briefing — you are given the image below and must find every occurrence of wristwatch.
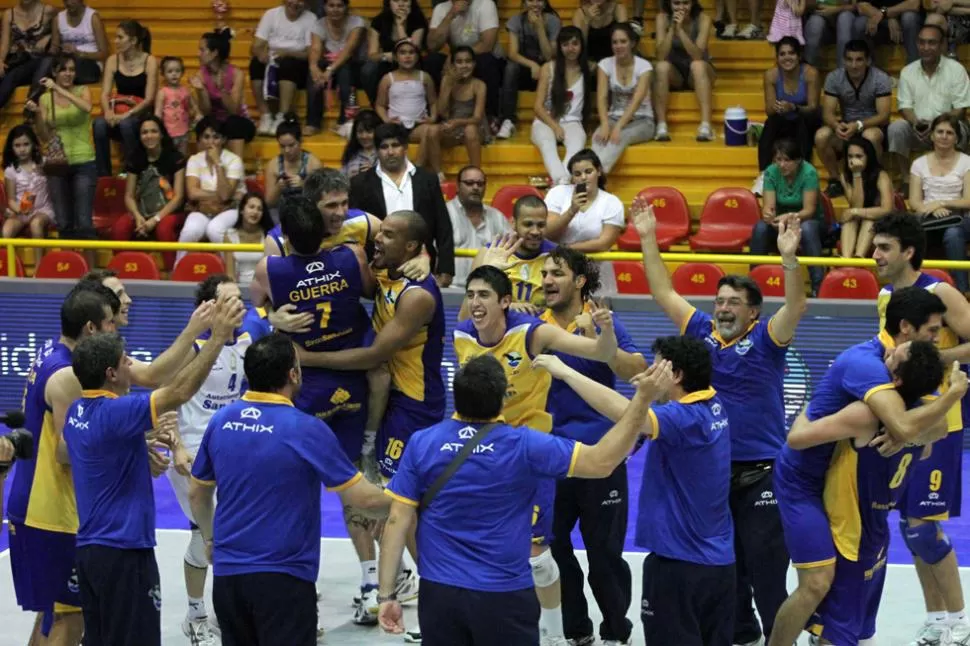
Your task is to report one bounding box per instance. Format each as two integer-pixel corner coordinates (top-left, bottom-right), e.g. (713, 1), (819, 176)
(855, 120), (864, 132)
(880, 6), (887, 15)
(377, 592), (398, 604)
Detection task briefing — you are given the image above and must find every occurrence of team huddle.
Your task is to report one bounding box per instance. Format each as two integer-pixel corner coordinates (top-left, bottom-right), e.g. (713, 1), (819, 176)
(3, 166), (970, 646)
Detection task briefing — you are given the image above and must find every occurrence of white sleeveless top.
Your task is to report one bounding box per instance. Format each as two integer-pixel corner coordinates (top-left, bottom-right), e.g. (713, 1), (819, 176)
(543, 65), (585, 124)
(387, 71), (429, 127)
(57, 7), (98, 54)
(225, 229), (262, 285)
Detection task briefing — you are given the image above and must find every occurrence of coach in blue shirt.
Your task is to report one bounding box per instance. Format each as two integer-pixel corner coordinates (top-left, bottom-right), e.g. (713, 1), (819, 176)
(633, 201), (808, 645)
(376, 352), (673, 646)
(189, 333), (390, 646)
(63, 294), (244, 646)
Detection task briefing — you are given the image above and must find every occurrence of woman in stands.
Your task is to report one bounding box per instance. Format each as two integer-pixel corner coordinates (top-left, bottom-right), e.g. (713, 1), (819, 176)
(49, 0), (107, 85)
(908, 113), (970, 293)
(306, 0), (368, 137)
(263, 112), (322, 209)
(498, 0), (561, 140)
(653, 0), (716, 142)
(122, 114), (186, 270)
(176, 117), (245, 264)
(572, 0), (628, 65)
(750, 137), (825, 294)
(591, 23), (654, 173)
(224, 191), (272, 284)
(361, 0), (427, 105)
(2, 124), (51, 254)
(543, 148), (624, 251)
(93, 20), (157, 177)
(531, 26), (591, 186)
(0, 0), (55, 113)
(25, 52), (96, 267)
(191, 30), (256, 159)
(341, 107), (381, 178)
(838, 135), (891, 258)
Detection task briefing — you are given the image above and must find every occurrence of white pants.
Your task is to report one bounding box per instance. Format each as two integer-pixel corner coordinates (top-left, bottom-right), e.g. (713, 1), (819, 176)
(176, 209), (238, 264)
(530, 119), (587, 184)
(591, 117), (656, 173)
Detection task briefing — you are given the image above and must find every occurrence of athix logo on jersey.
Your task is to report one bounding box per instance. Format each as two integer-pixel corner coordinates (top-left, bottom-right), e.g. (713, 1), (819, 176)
(222, 420), (274, 433)
(306, 261), (326, 273)
(755, 490), (777, 507)
(458, 426), (477, 439)
(504, 351), (523, 369)
(440, 441), (494, 453)
(76, 403), (84, 416)
(711, 402), (722, 416)
(67, 416), (88, 430)
(240, 407), (261, 420)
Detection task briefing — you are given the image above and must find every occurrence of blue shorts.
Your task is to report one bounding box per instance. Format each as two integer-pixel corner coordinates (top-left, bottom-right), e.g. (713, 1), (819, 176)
(775, 463), (836, 568)
(899, 430), (964, 520)
(531, 478), (556, 546)
(808, 550), (887, 645)
(295, 368), (368, 462)
(9, 522), (81, 614)
(377, 392), (445, 479)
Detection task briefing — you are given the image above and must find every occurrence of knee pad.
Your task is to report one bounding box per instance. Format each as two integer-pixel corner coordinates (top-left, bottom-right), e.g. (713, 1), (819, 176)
(530, 548), (560, 588)
(184, 528), (209, 569)
(902, 520), (953, 565)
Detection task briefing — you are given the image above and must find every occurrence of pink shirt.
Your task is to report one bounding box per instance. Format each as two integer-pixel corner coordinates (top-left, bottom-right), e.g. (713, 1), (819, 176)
(160, 85), (191, 137)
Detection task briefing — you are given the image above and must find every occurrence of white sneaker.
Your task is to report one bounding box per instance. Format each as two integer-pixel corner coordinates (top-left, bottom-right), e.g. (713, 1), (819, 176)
(404, 631), (423, 642)
(182, 617), (217, 646)
(257, 112), (275, 136)
(335, 121), (353, 139)
(909, 622), (948, 645)
(353, 587), (379, 625)
(567, 638), (595, 646)
(394, 568), (420, 604)
(496, 119), (516, 139)
(736, 23), (763, 39)
(270, 113), (285, 136)
(950, 622), (970, 645)
(603, 640), (632, 645)
(696, 123), (715, 142)
(655, 122), (670, 141)
(752, 172), (764, 196)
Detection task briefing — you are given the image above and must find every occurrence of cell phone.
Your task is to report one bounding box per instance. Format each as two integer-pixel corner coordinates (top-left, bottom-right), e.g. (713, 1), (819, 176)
(576, 182), (588, 195)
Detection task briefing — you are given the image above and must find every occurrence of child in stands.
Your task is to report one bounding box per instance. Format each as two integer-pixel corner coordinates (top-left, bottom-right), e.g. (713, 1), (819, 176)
(2, 124), (51, 253)
(437, 46), (487, 169)
(155, 56), (200, 156)
(341, 108), (381, 178)
(767, 0), (806, 43)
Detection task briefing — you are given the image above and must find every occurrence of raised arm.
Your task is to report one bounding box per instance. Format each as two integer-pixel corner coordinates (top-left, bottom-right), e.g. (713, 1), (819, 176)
(531, 301), (618, 362)
(766, 215), (808, 344)
(533, 354), (633, 422)
(631, 198), (694, 326)
(131, 301), (213, 388)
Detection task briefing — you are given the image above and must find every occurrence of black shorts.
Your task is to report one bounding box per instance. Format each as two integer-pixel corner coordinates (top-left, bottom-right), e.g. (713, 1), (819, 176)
(249, 56), (309, 89)
(418, 579), (539, 646)
(641, 553), (736, 646)
(75, 545), (161, 646)
(213, 572), (317, 646)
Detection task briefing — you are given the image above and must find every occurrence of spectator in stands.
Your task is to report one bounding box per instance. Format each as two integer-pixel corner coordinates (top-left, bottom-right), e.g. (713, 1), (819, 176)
(25, 53), (96, 267)
(853, 0), (922, 63)
(498, 0), (560, 140)
(225, 191), (272, 284)
(572, 0), (629, 64)
(447, 165), (510, 286)
(155, 56), (199, 157)
(340, 107), (381, 177)
(591, 23), (654, 173)
(802, 0), (856, 67)
(425, 0), (504, 131)
(191, 30), (257, 159)
(531, 26), (591, 186)
(438, 46), (487, 169)
(888, 24), (970, 185)
(122, 114), (186, 270)
(838, 135), (892, 257)
(814, 39), (891, 197)
(654, 0), (716, 142)
(93, 20), (157, 177)
(305, 0), (367, 137)
(715, 0), (763, 39)
(361, 0), (427, 104)
(755, 38), (820, 190)
(925, 0), (970, 56)
(349, 122), (455, 285)
(0, 0), (54, 112)
(2, 124), (51, 253)
(544, 149), (624, 253)
(177, 117), (245, 264)
(908, 113), (970, 292)
(249, 0), (318, 137)
(49, 0), (107, 85)
(750, 137), (824, 293)
(264, 113), (322, 209)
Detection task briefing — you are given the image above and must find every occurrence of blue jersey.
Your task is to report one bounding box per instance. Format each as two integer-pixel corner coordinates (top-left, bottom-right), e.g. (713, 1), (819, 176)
(7, 340), (76, 533)
(192, 392), (361, 582)
(541, 307), (641, 444)
(64, 391), (160, 549)
(634, 389), (734, 566)
(240, 306), (272, 340)
(682, 308), (789, 461)
(385, 415), (578, 592)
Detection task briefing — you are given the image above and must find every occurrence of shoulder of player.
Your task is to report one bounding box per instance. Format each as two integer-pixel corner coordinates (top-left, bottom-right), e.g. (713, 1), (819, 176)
(46, 365), (81, 400)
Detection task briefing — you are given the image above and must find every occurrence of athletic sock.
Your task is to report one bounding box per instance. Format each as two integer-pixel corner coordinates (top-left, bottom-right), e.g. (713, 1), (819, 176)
(187, 596), (207, 621)
(539, 605), (564, 639)
(948, 609), (969, 626)
(361, 560), (378, 589)
(930, 611), (948, 624)
(859, 638), (877, 646)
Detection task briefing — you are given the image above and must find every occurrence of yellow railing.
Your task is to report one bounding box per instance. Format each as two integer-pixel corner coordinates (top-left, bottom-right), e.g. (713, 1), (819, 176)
(5, 238), (970, 278)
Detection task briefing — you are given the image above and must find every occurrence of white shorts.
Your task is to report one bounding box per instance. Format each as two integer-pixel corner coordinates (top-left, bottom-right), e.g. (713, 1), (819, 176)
(167, 464), (217, 526)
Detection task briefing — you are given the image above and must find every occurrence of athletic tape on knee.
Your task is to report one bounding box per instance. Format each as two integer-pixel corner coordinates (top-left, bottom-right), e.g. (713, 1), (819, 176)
(903, 521), (952, 565)
(530, 549), (560, 588)
(184, 528), (208, 569)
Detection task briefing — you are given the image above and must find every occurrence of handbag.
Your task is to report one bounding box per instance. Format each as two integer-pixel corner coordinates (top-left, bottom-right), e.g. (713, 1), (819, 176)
(42, 89), (70, 177)
(919, 212), (964, 231)
(419, 422), (499, 512)
(109, 93), (143, 115)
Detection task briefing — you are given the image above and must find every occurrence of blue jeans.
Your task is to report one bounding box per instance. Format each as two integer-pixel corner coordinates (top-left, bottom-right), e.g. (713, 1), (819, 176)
(749, 218), (824, 292)
(803, 10), (856, 68)
(93, 116), (140, 177)
(48, 161), (97, 240)
(852, 11), (922, 64)
(928, 220), (969, 292)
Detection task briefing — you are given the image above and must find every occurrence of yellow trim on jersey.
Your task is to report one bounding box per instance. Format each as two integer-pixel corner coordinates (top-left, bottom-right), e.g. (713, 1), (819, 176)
(680, 307), (760, 349)
(327, 471), (363, 492)
(863, 383), (895, 402)
(646, 409), (660, 439)
(81, 389), (118, 398)
(766, 317), (792, 348)
(451, 413), (506, 423)
(25, 411), (77, 533)
(877, 329), (896, 350)
(255, 307), (268, 318)
(566, 443), (581, 477)
(191, 476), (216, 487)
(242, 391), (294, 407)
(540, 302), (590, 332)
(807, 623), (824, 636)
(149, 391), (160, 428)
(679, 388), (717, 404)
(824, 439), (862, 562)
(385, 489), (419, 507)
(920, 512), (951, 521)
(53, 603), (81, 615)
(793, 557), (837, 569)
(678, 308), (696, 335)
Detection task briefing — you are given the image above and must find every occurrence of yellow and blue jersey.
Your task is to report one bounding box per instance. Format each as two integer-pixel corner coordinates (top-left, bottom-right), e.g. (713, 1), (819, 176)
(453, 310), (552, 433)
(192, 392), (361, 583)
(7, 340), (76, 534)
(502, 240), (556, 306)
(64, 390), (161, 549)
(241, 306), (272, 339)
(267, 208), (371, 256)
(681, 307), (789, 461)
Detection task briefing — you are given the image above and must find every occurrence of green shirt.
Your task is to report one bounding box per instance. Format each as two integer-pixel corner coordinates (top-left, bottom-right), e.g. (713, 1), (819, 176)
(764, 161), (822, 221)
(40, 88), (95, 166)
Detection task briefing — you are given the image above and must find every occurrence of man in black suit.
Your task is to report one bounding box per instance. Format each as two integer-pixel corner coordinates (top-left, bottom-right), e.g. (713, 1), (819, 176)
(349, 123), (455, 286)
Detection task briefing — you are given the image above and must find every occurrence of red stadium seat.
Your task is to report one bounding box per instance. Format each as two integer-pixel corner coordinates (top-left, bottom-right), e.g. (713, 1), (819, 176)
(893, 192), (907, 212)
(0, 249), (25, 277)
(613, 260), (651, 295)
(107, 251), (160, 280)
(93, 177), (127, 236)
(440, 180), (457, 201)
(171, 252), (226, 282)
(245, 177), (265, 195)
(748, 265), (786, 298)
(689, 188), (761, 252)
(491, 185), (543, 220)
(671, 262), (725, 296)
(818, 268), (879, 299)
(34, 250), (89, 279)
(922, 268), (956, 287)
(622, 187), (691, 251)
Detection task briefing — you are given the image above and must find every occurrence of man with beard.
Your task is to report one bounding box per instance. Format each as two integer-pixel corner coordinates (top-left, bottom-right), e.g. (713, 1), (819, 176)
(447, 166), (511, 288)
(632, 200), (808, 646)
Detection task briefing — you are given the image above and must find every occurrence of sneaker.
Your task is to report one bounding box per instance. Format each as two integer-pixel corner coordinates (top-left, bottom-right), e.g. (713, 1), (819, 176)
(696, 123), (715, 142)
(603, 640), (632, 646)
(567, 638), (595, 646)
(909, 622), (948, 645)
(270, 113), (285, 136)
(404, 632), (423, 643)
(317, 626), (325, 643)
(335, 121), (353, 139)
(353, 586), (379, 625)
(182, 617), (217, 646)
(395, 568), (420, 604)
(752, 172), (764, 196)
(950, 622), (970, 645)
(736, 23), (763, 39)
(496, 119), (516, 139)
(720, 23), (738, 39)
(655, 122), (671, 141)
(630, 17), (644, 36)
(825, 181), (845, 198)
(257, 112), (275, 136)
